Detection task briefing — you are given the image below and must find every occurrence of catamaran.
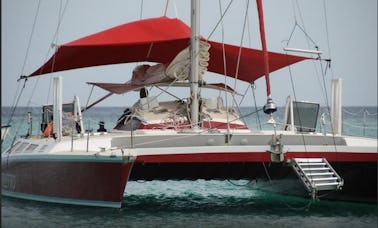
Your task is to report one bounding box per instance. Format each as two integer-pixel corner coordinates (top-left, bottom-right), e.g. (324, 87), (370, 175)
(2, 1), (376, 208)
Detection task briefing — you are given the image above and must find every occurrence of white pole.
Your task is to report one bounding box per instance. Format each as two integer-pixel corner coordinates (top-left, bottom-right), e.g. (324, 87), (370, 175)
(190, 0), (200, 129)
(331, 78), (342, 135)
(74, 95), (85, 136)
(283, 47), (322, 55)
(53, 77), (63, 141)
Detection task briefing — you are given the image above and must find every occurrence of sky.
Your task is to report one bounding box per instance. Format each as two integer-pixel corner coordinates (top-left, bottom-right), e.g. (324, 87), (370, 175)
(2, 0), (377, 108)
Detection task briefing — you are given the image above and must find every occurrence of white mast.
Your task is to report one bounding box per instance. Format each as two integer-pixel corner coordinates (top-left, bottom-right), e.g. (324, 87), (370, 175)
(190, 0), (200, 129)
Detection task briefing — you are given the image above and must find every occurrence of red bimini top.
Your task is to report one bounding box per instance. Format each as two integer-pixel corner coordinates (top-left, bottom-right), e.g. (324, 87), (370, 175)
(28, 16), (309, 84)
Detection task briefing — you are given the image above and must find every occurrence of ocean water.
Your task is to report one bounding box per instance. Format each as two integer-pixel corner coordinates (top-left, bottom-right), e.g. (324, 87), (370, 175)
(1, 106), (377, 227)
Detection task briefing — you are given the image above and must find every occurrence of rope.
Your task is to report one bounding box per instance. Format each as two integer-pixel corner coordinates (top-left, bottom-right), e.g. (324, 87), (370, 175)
(343, 121), (377, 130)
(262, 162), (272, 184)
(365, 110), (378, 116)
(343, 108), (378, 116)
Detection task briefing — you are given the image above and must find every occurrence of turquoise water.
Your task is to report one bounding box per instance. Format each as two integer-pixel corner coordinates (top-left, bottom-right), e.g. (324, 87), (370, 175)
(2, 180), (377, 227)
(2, 106), (377, 227)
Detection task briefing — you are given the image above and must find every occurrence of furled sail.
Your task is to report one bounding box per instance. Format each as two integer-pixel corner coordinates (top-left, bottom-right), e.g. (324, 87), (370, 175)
(129, 40), (210, 85)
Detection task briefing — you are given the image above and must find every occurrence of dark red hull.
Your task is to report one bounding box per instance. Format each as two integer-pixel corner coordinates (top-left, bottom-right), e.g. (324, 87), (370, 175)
(2, 159), (133, 208)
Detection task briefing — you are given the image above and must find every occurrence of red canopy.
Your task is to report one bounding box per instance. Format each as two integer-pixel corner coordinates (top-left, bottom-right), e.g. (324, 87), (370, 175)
(28, 16), (309, 83)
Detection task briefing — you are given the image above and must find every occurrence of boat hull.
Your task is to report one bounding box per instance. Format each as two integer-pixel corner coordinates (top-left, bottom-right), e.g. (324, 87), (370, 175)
(2, 159), (133, 208)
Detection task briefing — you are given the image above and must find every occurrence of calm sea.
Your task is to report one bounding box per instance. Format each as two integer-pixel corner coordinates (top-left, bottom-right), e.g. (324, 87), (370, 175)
(1, 106), (377, 227)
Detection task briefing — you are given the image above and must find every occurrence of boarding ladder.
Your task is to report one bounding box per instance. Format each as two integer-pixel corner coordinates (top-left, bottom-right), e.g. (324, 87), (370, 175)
(290, 158), (344, 199)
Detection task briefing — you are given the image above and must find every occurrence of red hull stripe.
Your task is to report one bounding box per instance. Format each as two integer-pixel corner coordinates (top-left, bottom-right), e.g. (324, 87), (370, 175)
(135, 152), (377, 163)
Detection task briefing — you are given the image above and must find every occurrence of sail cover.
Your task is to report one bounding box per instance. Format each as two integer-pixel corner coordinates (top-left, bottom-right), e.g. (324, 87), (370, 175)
(28, 16), (309, 83)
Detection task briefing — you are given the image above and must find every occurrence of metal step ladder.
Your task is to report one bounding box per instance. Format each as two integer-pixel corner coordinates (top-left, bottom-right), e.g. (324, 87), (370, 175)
(290, 158), (344, 198)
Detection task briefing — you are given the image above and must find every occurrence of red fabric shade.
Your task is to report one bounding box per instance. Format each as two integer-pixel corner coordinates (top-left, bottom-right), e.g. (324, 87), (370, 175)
(28, 16), (309, 83)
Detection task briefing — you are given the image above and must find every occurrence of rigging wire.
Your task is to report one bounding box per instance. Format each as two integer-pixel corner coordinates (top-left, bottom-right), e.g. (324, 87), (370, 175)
(238, 83), (262, 130)
(251, 83), (262, 130)
(139, 0), (144, 19)
(207, 0), (234, 41)
(216, 0), (230, 134)
(163, 0), (178, 19)
(226, 0), (251, 127)
(5, 0), (41, 133)
(238, 83), (250, 107)
(84, 85), (96, 109)
(213, 0), (250, 136)
(286, 62), (311, 156)
(46, 0), (70, 105)
(233, 0), (250, 99)
(286, 0), (328, 105)
(319, 60), (342, 154)
(163, 0), (169, 16)
(318, 0), (343, 151)
(19, 1), (41, 78)
(240, 1), (261, 130)
(285, 1), (343, 170)
(321, 0), (334, 79)
(163, 0), (178, 18)
(5, 0), (70, 145)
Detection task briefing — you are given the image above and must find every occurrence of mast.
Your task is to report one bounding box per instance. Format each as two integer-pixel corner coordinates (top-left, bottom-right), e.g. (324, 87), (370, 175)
(190, 0), (200, 129)
(256, 0), (277, 115)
